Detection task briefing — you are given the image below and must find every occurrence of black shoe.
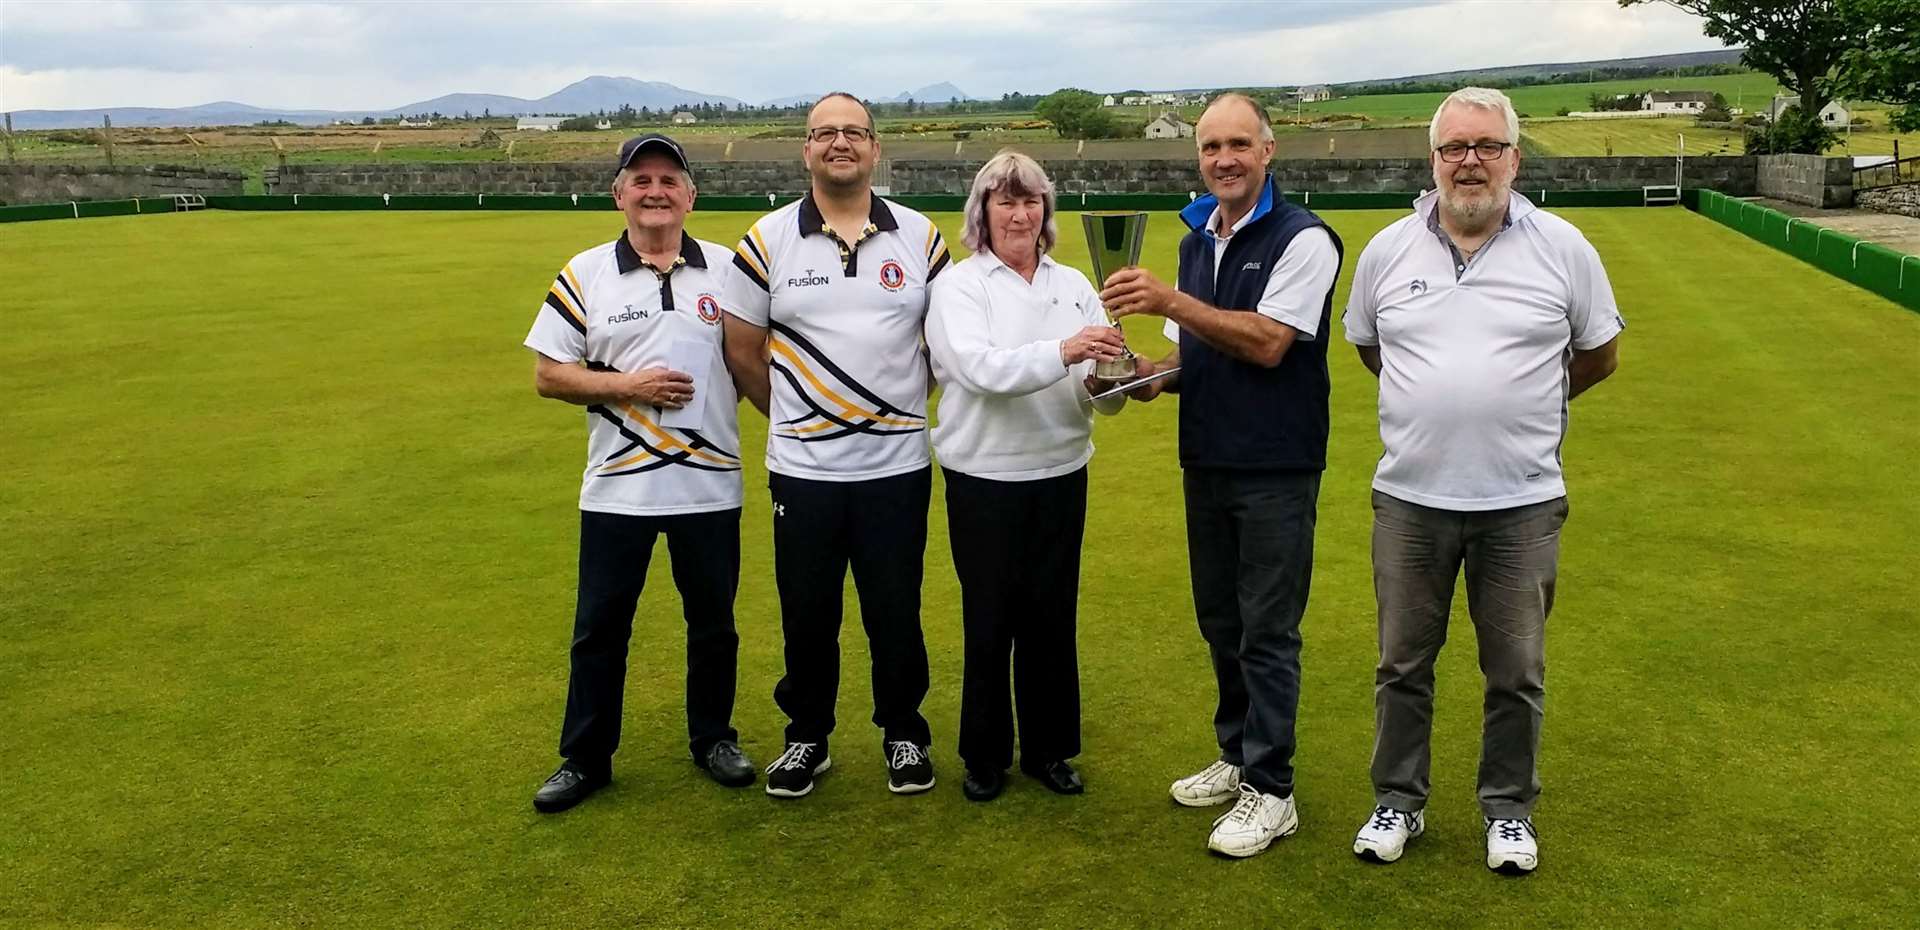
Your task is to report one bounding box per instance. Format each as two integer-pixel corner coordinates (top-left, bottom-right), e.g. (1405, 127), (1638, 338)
(885, 740), (936, 794)
(697, 740), (756, 788)
(765, 742), (830, 798)
(1021, 759), (1085, 795)
(532, 761), (610, 813)
(962, 768), (1005, 802)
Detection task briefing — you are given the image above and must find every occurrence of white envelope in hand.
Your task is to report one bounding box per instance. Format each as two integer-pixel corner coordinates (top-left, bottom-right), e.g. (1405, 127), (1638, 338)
(657, 338), (713, 430)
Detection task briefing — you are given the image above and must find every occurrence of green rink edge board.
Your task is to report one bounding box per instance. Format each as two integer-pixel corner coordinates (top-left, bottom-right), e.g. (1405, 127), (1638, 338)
(1692, 189), (1920, 313)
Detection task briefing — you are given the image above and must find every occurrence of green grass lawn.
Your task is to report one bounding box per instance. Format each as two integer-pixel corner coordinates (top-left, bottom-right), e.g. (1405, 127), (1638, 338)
(1, 206), (1916, 928)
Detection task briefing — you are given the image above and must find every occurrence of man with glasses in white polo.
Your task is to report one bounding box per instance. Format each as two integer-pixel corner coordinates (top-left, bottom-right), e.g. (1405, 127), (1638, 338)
(721, 92), (951, 799)
(1342, 87), (1623, 874)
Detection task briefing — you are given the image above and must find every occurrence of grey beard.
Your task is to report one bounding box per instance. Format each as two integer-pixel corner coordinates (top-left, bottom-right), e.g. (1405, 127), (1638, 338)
(1441, 189), (1503, 234)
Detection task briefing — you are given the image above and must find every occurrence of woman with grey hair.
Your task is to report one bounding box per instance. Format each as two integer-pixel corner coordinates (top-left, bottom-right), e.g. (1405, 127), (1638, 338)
(925, 150), (1143, 802)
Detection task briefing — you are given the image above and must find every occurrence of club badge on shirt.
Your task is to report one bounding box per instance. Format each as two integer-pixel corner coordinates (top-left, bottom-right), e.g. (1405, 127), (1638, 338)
(879, 260), (906, 291)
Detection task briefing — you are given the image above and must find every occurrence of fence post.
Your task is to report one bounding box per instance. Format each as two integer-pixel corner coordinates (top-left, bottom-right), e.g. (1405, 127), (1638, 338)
(3, 113), (14, 164)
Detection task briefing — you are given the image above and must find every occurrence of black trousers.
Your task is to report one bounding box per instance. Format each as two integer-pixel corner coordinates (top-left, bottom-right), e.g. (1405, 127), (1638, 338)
(1183, 468), (1320, 798)
(945, 466), (1087, 773)
(770, 467), (933, 746)
(558, 508), (741, 771)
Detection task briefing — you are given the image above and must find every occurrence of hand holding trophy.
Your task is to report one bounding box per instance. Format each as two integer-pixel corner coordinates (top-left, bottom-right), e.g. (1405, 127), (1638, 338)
(1081, 211), (1148, 382)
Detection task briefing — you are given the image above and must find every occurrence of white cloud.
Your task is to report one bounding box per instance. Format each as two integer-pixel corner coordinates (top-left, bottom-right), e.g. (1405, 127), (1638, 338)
(0, 0), (1724, 112)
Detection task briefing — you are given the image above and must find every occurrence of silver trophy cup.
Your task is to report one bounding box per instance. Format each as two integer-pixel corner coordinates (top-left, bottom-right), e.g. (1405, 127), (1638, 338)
(1082, 211), (1147, 381)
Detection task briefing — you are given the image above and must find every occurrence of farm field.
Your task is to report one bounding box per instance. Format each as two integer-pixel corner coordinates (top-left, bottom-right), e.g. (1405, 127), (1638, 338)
(1524, 111), (1919, 158)
(1, 205), (1916, 928)
(1301, 72), (1790, 121)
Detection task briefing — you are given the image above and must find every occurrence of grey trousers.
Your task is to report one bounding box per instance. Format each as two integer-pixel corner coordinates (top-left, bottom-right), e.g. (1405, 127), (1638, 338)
(1185, 468), (1320, 799)
(1369, 490), (1567, 819)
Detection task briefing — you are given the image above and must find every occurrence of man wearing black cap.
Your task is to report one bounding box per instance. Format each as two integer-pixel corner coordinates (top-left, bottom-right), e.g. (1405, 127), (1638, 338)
(524, 134), (756, 813)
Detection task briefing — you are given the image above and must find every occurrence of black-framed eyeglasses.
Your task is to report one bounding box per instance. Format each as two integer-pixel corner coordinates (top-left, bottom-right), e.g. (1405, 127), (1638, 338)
(808, 126), (873, 144)
(1435, 141), (1513, 163)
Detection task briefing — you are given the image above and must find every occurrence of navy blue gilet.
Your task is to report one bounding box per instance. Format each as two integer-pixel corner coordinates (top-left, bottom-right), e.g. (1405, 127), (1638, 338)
(1174, 177), (1344, 471)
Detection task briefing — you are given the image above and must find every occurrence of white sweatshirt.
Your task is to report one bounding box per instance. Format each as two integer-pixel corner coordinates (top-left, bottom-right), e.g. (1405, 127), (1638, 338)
(925, 250), (1126, 481)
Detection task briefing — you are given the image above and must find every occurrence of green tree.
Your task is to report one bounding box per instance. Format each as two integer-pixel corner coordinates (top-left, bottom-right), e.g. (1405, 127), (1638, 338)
(1034, 88), (1106, 138)
(1836, 0), (1920, 131)
(1620, 0), (1859, 151)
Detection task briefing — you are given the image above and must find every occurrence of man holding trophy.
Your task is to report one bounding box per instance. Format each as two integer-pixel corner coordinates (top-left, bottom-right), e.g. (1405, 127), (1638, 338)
(1100, 93), (1344, 858)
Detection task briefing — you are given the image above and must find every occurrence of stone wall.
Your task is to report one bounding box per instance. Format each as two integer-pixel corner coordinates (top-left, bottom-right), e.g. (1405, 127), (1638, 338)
(268, 161), (812, 196)
(271, 156), (1762, 197)
(1856, 183), (1920, 219)
(0, 165), (246, 204)
(1756, 154), (1854, 207)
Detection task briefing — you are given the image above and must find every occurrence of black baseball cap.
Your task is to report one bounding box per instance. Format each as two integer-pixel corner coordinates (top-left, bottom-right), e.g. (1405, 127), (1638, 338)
(615, 133), (691, 177)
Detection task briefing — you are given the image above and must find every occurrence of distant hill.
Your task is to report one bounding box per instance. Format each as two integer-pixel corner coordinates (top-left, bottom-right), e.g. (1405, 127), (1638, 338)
(1342, 49), (1746, 89)
(6, 75), (748, 130)
(881, 82), (973, 104)
(759, 92), (828, 108)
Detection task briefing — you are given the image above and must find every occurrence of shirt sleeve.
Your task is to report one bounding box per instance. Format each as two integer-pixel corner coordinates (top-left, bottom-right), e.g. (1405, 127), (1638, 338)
(924, 220), (952, 282)
(1342, 238), (1381, 347)
(525, 259), (589, 363)
(925, 269), (1070, 398)
(1253, 226), (1338, 341)
(1565, 234), (1625, 350)
(722, 222), (773, 327)
(1162, 317), (1180, 344)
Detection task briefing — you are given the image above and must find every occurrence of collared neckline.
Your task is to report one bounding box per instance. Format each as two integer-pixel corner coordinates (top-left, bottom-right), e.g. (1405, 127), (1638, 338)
(797, 191), (899, 238)
(1416, 190), (1528, 280)
(975, 246), (1056, 279)
(1180, 173), (1277, 234)
(614, 230), (706, 275)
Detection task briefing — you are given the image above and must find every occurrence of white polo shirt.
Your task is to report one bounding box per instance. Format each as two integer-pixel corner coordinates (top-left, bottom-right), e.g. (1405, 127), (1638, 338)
(723, 193), (949, 482)
(525, 231), (744, 516)
(1162, 201), (1340, 344)
(926, 250), (1126, 481)
(1343, 191), (1625, 511)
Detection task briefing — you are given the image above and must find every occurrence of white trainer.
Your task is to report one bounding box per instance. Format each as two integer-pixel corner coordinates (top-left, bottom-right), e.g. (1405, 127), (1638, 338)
(1206, 784), (1298, 858)
(1485, 817), (1539, 874)
(1353, 806), (1425, 863)
(1169, 759), (1242, 807)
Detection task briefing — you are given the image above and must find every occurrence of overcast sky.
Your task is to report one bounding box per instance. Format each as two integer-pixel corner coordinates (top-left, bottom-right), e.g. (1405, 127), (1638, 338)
(0, 0), (1724, 111)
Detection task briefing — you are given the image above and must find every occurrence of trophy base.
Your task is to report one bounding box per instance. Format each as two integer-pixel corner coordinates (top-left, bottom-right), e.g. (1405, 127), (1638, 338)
(1094, 352), (1137, 382)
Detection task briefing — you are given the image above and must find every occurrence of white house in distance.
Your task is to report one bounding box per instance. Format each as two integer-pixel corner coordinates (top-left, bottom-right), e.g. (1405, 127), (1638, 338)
(594, 118), (613, 130)
(1296, 84), (1332, 102)
(1643, 90), (1715, 114)
(1144, 112), (1194, 139)
(1119, 92), (1202, 107)
(1768, 94), (1851, 126)
(1102, 95), (1117, 107)
(672, 111), (698, 125)
(395, 118), (434, 128)
(516, 117), (566, 131)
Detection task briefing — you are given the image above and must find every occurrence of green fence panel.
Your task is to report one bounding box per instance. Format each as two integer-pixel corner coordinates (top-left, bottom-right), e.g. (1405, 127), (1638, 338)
(0, 202), (81, 222)
(1853, 242), (1907, 301)
(1782, 217), (1820, 262)
(389, 195), (483, 210)
(205, 195), (298, 210)
(1812, 228), (1861, 278)
(482, 195), (577, 211)
(1758, 208), (1790, 250)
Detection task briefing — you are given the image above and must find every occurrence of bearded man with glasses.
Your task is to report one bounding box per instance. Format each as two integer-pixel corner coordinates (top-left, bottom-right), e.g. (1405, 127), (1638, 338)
(1341, 87), (1624, 875)
(721, 92), (951, 800)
